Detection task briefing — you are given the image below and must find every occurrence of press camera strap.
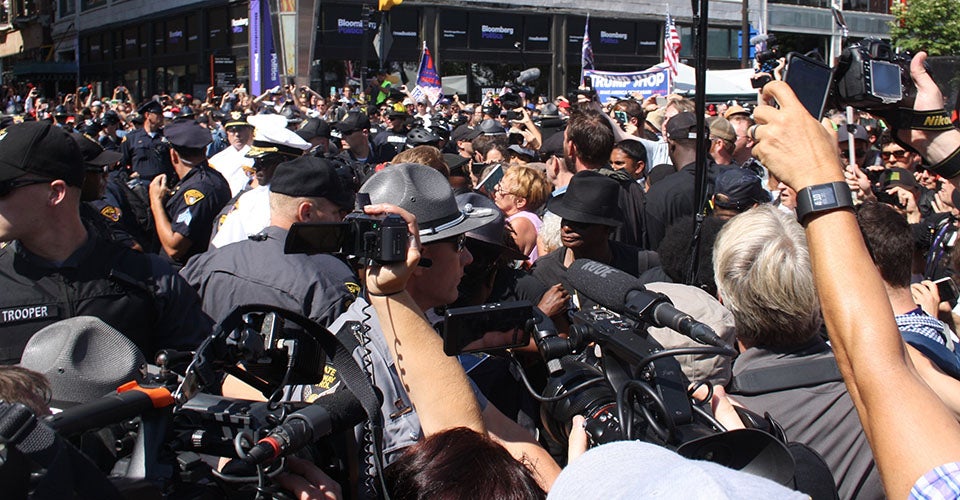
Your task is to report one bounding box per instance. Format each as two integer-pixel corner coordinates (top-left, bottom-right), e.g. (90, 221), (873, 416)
(0, 402), (123, 499)
(726, 357), (843, 396)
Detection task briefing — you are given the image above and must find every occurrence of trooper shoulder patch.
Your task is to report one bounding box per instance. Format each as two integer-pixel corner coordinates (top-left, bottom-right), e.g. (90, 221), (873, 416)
(345, 281), (361, 296)
(183, 189), (205, 206)
(99, 205), (121, 222)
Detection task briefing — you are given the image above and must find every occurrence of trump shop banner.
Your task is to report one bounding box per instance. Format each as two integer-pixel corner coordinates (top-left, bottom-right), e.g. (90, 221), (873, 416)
(584, 67), (670, 101)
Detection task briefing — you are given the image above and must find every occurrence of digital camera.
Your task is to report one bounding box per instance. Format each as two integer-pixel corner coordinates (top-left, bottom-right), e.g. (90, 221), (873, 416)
(833, 39), (915, 111)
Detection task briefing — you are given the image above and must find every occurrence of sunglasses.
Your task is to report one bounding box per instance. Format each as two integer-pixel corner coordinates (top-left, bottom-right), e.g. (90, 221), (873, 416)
(0, 177), (51, 198)
(433, 233), (467, 253)
(882, 150), (908, 159)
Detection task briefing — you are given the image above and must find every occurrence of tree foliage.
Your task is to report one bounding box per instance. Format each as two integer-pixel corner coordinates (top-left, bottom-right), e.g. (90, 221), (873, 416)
(890, 0), (960, 56)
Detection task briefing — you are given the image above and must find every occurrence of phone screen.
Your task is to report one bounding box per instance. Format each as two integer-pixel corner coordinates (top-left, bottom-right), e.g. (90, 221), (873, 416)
(783, 54), (834, 121)
(443, 301), (533, 355)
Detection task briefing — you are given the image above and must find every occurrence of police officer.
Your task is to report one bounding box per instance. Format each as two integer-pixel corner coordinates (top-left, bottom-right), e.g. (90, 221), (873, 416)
(0, 121), (211, 364)
(121, 100), (171, 183)
(180, 155), (358, 328)
(71, 133), (139, 249)
(209, 112), (256, 197)
(372, 106), (409, 161)
(148, 120), (230, 266)
(210, 114), (311, 248)
(98, 110), (123, 152)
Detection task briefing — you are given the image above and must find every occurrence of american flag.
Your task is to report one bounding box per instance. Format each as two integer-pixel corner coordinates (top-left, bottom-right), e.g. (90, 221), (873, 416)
(580, 15), (594, 86)
(664, 14), (681, 78)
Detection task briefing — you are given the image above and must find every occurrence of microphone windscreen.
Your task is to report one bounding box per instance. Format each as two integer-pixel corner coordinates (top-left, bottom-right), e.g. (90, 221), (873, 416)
(315, 389), (367, 432)
(566, 259), (639, 312)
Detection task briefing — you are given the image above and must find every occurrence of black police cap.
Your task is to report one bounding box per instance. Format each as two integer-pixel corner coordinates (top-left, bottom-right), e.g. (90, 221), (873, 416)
(137, 100), (164, 115)
(164, 120), (212, 150)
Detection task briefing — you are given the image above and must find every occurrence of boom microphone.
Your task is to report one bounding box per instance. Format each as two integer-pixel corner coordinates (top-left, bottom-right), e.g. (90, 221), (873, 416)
(749, 34), (770, 46)
(567, 260), (735, 355)
(515, 68), (541, 84)
(243, 390), (366, 465)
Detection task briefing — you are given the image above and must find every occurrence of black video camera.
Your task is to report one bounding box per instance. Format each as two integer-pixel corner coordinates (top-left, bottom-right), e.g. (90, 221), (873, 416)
(285, 211), (408, 264)
(833, 38), (915, 111)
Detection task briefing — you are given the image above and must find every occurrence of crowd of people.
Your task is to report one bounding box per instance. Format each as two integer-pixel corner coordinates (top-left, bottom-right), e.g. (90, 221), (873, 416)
(1, 52), (960, 499)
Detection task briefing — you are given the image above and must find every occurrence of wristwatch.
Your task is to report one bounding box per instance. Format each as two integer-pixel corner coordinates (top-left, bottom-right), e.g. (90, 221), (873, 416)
(795, 181), (854, 224)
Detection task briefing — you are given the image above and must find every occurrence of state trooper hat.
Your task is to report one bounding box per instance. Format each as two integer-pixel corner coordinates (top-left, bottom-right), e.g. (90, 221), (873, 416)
(360, 163), (496, 243)
(0, 121), (84, 186)
(19, 316), (147, 410)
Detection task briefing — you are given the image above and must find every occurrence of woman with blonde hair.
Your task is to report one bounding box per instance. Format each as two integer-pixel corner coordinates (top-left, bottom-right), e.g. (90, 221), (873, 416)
(492, 165), (551, 262)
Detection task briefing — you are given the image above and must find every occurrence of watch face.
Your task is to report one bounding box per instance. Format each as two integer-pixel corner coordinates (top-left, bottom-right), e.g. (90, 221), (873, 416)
(810, 184), (838, 208)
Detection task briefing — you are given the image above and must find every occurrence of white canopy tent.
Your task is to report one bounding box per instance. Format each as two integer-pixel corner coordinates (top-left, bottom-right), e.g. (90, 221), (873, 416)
(672, 63), (758, 101)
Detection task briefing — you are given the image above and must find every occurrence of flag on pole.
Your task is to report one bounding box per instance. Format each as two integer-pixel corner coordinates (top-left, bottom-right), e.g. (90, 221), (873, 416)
(663, 14), (681, 79)
(411, 42), (443, 105)
(580, 15), (594, 86)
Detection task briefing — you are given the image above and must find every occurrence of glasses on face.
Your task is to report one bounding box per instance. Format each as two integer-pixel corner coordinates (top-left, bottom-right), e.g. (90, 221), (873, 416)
(434, 233), (467, 253)
(882, 149), (908, 159)
(493, 183), (516, 197)
(0, 177), (51, 198)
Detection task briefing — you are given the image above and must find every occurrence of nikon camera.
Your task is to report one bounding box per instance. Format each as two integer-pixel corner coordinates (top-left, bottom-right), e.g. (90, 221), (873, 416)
(833, 38), (916, 111)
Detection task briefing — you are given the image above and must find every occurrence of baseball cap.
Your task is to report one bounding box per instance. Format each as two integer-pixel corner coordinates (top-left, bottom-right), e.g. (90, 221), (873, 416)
(360, 163), (496, 243)
(665, 111), (698, 140)
(837, 124), (869, 143)
(479, 118), (506, 136)
(723, 104), (750, 120)
(713, 167), (771, 211)
(270, 156), (354, 209)
(0, 121), (84, 185)
(72, 134), (123, 170)
(296, 118), (332, 141)
(880, 167), (920, 191)
(708, 116), (736, 143)
(451, 125), (481, 143)
(334, 111), (371, 135)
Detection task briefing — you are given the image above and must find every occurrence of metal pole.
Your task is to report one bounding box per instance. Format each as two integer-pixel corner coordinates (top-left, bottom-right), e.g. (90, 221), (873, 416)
(687, 0), (710, 285)
(741, 0), (750, 68)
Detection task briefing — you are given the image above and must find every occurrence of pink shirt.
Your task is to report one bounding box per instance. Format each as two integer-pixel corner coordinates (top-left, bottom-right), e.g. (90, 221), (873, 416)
(507, 211), (543, 262)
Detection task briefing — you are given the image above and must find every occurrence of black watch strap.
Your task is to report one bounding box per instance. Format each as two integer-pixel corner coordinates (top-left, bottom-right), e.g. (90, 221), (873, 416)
(795, 181), (854, 225)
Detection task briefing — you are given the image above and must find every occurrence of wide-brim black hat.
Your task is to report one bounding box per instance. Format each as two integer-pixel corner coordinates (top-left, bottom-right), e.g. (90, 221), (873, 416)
(548, 170), (623, 227)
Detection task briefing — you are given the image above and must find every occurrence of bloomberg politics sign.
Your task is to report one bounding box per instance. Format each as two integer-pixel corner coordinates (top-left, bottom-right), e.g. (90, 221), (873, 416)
(584, 67), (670, 101)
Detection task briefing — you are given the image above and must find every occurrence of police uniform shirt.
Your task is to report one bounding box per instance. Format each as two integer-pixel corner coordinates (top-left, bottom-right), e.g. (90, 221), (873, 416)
(209, 144), (255, 197)
(0, 235), (212, 364)
(286, 297), (489, 469)
(372, 129), (407, 160)
(209, 185), (271, 249)
(164, 163), (231, 262)
(99, 134), (121, 152)
(120, 128), (169, 181)
(180, 225), (359, 328)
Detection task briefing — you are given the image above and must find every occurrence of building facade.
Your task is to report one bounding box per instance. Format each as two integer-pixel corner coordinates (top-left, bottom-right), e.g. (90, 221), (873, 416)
(0, 0), (893, 101)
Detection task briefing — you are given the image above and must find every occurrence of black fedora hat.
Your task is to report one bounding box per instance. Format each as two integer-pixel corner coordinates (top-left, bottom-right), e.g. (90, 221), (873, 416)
(548, 170), (623, 227)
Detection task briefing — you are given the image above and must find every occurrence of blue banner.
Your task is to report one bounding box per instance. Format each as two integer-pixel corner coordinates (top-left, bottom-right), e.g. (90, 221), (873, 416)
(413, 42), (442, 105)
(584, 68), (670, 102)
(249, 0), (279, 95)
